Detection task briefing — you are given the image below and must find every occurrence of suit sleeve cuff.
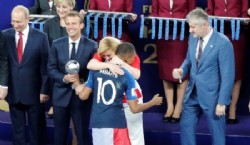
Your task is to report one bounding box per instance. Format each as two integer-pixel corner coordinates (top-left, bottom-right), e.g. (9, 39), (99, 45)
(0, 85), (8, 89)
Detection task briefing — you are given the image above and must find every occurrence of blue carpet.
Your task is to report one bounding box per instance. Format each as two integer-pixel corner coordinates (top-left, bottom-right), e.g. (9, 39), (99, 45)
(1, 111), (250, 145)
(143, 113), (250, 145)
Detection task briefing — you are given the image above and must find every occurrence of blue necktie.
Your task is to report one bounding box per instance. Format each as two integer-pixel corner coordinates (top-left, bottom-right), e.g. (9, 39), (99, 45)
(70, 42), (76, 60)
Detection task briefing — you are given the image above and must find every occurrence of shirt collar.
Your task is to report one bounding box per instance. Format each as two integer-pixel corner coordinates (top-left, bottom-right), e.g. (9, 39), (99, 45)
(202, 27), (213, 44)
(68, 36), (81, 45)
(16, 25), (29, 37)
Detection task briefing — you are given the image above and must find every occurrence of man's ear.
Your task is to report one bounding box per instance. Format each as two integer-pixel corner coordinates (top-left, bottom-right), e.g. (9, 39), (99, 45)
(81, 23), (84, 29)
(204, 21), (209, 27)
(124, 55), (130, 63)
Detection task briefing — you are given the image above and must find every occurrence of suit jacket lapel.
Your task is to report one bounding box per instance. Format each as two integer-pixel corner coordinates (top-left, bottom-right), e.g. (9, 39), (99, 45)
(21, 28), (33, 64)
(64, 37), (70, 61)
(191, 38), (198, 68)
(9, 30), (18, 63)
(75, 36), (85, 61)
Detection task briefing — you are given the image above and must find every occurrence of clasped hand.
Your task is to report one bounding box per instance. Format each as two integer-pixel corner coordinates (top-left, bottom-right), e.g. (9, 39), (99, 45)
(64, 74), (79, 83)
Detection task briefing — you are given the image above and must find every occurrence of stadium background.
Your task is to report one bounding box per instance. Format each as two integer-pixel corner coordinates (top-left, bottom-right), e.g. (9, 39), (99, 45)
(1, 0), (249, 115)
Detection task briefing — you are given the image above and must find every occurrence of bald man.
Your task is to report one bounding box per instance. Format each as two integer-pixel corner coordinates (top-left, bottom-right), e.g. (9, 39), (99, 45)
(2, 5), (50, 145)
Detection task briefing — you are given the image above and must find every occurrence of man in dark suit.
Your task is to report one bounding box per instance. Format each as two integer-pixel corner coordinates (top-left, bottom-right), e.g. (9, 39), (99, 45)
(48, 11), (98, 145)
(2, 5), (50, 145)
(172, 8), (235, 145)
(0, 31), (8, 100)
(29, 0), (57, 15)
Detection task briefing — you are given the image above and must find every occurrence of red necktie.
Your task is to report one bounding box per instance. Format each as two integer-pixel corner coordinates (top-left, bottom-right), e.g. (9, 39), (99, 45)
(17, 32), (23, 63)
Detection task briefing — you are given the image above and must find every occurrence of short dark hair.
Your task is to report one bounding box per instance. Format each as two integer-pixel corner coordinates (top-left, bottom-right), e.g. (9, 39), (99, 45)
(66, 11), (84, 23)
(116, 42), (136, 60)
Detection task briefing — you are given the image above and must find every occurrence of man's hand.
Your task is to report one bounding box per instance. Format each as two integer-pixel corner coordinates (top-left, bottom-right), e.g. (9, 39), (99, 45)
(40, 94), (49, 103)
(64, 74), (79, 83)
(79, 9), (87, 15)
(172, 68), (183, 79)
(215, 104), (226, 116)
(150, 94), (163, 106)
(75, 84), (84, 95)
(72, 76), (81, 89)
(130, 13), (137, 22)
(0, 87), (8, 100)
(248, 101), (250, 112)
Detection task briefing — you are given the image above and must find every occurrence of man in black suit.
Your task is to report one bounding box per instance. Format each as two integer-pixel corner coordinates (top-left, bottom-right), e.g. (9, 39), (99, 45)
(48, 11), (97, 145)
(0, 31), (8, 100)
(2, 5), (50, 145)
(29, 0), (57, 15)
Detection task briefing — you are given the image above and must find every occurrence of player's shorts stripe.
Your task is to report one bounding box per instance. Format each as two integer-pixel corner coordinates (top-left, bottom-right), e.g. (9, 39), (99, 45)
(114, 128), (131, 145)
(92, 128), (131, 145)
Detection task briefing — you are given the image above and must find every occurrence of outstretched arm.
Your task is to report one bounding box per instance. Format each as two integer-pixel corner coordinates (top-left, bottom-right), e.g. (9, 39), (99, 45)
(127, 94), (162, 114)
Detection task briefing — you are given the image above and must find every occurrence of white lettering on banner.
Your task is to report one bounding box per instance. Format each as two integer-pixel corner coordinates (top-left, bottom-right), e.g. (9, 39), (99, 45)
(142, 5), (152, 14)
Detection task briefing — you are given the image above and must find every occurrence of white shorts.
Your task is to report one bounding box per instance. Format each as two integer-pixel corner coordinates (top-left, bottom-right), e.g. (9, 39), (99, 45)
(124, 97), (145, 145)
(92, 128), (131, 145)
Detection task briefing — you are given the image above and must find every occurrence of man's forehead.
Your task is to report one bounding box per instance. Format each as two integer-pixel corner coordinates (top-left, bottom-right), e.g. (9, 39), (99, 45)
(66, 17), (81, 23)
(12, 11), (26, 18)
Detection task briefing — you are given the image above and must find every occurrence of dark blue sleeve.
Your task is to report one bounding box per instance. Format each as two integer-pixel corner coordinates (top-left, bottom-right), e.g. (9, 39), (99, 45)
(123, 68), (137, 100)
(85, 71), (94, 89)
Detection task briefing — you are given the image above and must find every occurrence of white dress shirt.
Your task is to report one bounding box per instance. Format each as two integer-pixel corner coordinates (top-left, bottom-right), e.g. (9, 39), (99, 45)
(195, 27), (213, 59)
(15, 25), (29, 54)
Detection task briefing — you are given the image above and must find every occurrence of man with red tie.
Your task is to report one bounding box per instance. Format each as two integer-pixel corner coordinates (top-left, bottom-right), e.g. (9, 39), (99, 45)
(2, 5), (50, 145)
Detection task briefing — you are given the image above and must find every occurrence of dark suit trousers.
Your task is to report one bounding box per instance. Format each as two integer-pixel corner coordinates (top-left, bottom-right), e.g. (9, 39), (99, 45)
(53, 94), (92, 145)
(9, 103), (43, 145)
(180, 86), (226, 145)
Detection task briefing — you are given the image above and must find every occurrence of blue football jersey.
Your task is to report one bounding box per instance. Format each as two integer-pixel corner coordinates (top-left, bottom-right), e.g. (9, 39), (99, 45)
(85, 68), (137, 128)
